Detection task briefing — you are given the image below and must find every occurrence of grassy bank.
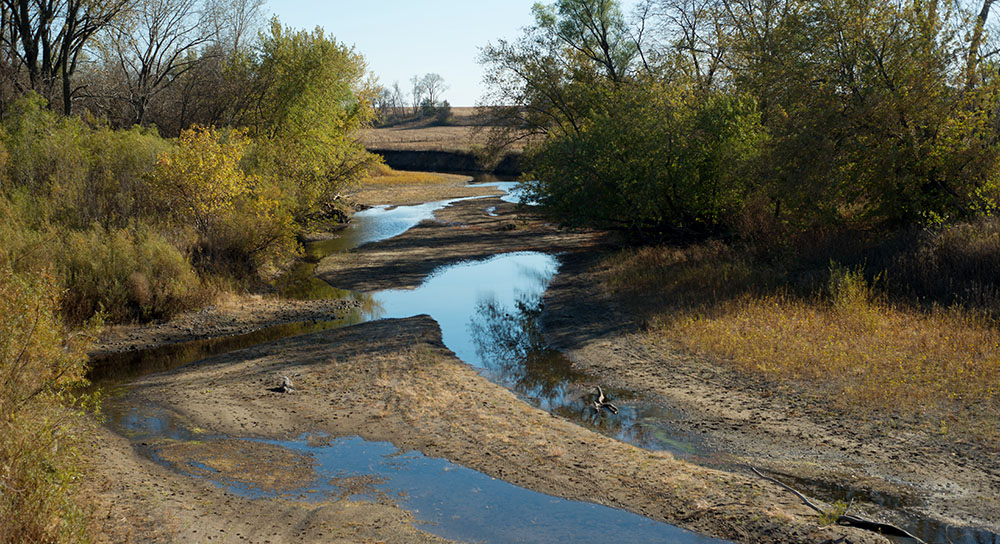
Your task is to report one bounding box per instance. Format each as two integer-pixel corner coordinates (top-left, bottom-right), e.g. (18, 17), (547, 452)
(603, 224), (1000, 442)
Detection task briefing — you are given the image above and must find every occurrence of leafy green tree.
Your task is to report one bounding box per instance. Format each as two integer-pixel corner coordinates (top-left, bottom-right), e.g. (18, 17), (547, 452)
(524, 81), (764, 234)
(244, 20), (379, 220)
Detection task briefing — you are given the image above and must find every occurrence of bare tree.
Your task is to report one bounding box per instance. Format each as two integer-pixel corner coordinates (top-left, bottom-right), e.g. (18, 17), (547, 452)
(391, 80), (405, 117)
(656, 0), (727, 88)
(420, 72), (448, 105)
(0, 0), (134, 114)
(204, 0), (264, 53)
(99, 0), (208, 125)
(409, 74), (424, 115)
(967, 0), (995, 90)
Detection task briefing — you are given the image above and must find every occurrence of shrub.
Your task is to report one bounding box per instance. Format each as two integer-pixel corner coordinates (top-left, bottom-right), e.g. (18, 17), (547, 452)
(0, 266), (94, 543)
(148, 126), (298, 278)
(58, 226), (204, 324)
(524, 83), (764, 236)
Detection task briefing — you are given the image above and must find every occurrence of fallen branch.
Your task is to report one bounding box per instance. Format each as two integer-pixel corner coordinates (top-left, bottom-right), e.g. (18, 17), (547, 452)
(748, 465), (927, 544)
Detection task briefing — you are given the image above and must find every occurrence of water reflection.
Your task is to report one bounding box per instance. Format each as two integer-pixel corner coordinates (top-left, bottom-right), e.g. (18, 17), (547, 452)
(466, 289), (712, 460)
(104, 401), (730, 544)
(88, 294), (381, 385)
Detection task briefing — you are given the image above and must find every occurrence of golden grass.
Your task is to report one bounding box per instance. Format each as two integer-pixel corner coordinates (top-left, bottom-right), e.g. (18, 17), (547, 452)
(604, 243), (1000, 440)
(360, 165), (468, 187)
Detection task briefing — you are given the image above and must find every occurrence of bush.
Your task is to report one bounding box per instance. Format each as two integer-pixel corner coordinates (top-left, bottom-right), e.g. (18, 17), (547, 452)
(524, 83), (764, 236)
(148, 126), (298, 278)
(0, 266), (94, 543)
(0, 94), (168, 230)
(58, 226), (204, 324)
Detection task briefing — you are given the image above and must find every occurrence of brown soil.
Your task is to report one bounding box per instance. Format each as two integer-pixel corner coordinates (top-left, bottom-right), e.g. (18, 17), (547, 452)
(103, 316), (881, 544)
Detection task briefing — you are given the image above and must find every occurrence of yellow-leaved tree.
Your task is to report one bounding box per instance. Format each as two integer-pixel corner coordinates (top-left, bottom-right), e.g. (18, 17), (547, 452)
(149, 126), (297, 277)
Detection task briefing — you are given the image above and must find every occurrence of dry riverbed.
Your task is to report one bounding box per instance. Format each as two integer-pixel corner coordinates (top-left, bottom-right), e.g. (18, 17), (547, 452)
(89, 178), (938, 543)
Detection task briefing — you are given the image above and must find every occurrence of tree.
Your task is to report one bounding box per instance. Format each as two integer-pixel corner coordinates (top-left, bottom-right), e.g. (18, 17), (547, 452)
(98, 0), (209, 125)
(532, 0), (639, 82)
(244, 20), (379, 219)
(204, 0), (264, 54)
(0, 0), (133, 114)
(420, 72), (448, 104)
(409, 73), (424, 115)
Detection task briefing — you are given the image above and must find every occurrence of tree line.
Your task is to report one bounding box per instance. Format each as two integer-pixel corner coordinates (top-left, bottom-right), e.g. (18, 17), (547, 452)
(374, 72), (452, 124)
(481, 0), (1000, 239)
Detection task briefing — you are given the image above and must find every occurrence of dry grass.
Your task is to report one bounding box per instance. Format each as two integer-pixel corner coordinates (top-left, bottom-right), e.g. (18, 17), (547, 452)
(603, 239), (1000, 441)
(359, 125), (491, 153)
(360, 164), (469, 187)
(360, 108), (536, 153)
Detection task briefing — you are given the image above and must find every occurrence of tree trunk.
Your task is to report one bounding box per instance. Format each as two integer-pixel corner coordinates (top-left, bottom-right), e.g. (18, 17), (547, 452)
(967, 0), (994, 91)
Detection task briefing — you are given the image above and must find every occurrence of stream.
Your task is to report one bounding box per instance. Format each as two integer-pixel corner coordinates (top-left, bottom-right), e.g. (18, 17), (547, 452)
(93, 179), (997, 544)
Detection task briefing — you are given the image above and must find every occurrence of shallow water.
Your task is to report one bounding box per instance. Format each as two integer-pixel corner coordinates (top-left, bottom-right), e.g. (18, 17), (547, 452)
(369, 252), (716, 462)
(108, 405), (727, 544)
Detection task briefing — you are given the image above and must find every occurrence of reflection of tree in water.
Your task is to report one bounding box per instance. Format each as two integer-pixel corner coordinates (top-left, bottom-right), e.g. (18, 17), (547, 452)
(469, 295), (590, 407)
(469, 295), (695, 453)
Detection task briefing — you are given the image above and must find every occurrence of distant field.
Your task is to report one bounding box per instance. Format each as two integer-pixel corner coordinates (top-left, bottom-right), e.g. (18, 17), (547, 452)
(359, 107), (535, 153)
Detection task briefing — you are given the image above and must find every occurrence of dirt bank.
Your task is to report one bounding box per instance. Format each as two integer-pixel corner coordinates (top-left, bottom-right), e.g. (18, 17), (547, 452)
(315, 197), (601, 293)
(106, 316), (881, 544)
(542, 252), (1000, 537)
(93, 295), (362, 357)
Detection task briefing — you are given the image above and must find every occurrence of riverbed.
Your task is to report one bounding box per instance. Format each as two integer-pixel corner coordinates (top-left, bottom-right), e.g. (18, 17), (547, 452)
(87, 177), (975, 543)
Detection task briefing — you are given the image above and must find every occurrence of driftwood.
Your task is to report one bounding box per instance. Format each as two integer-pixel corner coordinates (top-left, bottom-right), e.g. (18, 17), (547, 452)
(749, 465), (927, 544)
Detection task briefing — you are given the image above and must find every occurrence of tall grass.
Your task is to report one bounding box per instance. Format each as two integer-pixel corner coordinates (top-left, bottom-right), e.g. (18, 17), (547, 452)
(605, 230), (1000, 441)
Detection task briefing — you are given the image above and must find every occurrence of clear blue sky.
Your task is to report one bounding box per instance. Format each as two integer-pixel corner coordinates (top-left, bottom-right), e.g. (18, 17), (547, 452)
(267, 1), (635, 107)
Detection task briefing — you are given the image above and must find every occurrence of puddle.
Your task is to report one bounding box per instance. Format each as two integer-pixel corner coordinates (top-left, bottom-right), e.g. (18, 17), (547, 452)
(106, 404), (728, 544)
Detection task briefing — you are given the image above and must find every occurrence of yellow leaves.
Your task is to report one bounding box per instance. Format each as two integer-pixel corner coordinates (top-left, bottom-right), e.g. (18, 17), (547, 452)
(149, 126), (259, 230)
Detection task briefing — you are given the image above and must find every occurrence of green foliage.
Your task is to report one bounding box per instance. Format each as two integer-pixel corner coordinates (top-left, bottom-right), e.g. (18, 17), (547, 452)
(484, 0), (1000, 237)
(0, 93), (169, 229)
(0, 265), (94, 543)
(742, 0), (1000, 227)
(245, 21), (380, 219)
(524, 82), (764, 233)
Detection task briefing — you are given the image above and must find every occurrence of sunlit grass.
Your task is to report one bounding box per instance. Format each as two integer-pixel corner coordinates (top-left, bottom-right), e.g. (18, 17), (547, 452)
(360, 165), (468, 187)
(603, 242), (1000, 441)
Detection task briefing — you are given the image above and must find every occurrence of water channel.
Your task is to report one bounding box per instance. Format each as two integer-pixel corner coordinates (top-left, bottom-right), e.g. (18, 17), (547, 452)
(93, 179), (998, 544)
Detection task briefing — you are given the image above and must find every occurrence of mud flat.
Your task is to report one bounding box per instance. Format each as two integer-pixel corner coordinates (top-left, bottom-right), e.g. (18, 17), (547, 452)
(100, 316), (880, 543)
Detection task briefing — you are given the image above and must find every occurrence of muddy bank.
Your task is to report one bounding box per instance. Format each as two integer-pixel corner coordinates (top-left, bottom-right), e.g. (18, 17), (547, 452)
(106, 316), (881, 544)
(93, 295), (361, 358)
(315, 197), (600, 293)
(542, 252), (1000, 539)
(371, 148), (521, 176)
